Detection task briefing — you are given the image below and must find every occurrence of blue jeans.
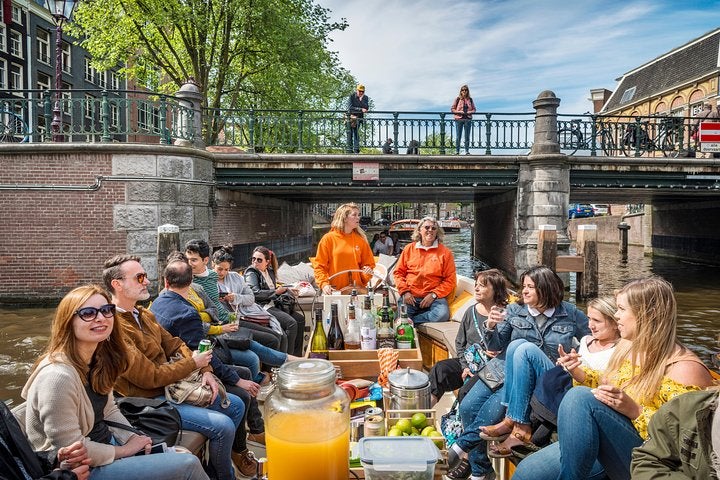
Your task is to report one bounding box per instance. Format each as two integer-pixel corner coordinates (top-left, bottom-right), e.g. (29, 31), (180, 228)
(455, 119), (471, 153)
(159, 392), (245, 480)
(406, 297), (449, 325)
(513, 386), (638, 480)
(455, 380), (506, 476)
(229, 340), (288, 382)
(502, 339), (555, 423)
(89, 451), (208, 480)
(347, 124), (360, 153)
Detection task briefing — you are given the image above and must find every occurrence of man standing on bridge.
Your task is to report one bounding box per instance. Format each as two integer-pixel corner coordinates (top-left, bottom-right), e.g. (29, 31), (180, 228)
(347, 84), (369, 153)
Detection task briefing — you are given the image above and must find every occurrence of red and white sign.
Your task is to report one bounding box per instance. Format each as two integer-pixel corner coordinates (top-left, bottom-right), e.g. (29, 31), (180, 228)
(352, 162), (379, 181)
(699, 122), (720, 152)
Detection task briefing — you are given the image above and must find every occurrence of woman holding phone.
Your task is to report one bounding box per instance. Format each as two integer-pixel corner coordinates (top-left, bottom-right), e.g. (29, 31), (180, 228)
(19, 284), (208, 480)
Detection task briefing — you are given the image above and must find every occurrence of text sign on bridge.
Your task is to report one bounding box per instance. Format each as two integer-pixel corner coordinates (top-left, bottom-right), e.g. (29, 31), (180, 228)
(699, 121), (720, 152)
(353, 162), (380, 181)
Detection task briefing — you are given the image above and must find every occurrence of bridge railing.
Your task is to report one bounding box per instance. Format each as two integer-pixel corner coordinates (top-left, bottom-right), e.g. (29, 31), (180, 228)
(0, 89), (194, 144)
(204, 108), (538, 154)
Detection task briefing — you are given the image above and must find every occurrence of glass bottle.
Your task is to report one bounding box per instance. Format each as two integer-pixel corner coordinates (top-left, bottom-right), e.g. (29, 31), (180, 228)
(381, 286), (395, 325)
(265, 359), (350, 479)
(395, 305), (415, 349)
(308, 308), (328, 359)
(376, 306), (396, 349)
(360, 295), (377, 350)
(327, 303), (345, 350)
(344, 303), (361, 350)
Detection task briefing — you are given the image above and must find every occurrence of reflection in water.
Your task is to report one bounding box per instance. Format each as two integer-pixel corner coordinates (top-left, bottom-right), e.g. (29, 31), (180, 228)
(1, 230), (718, 404)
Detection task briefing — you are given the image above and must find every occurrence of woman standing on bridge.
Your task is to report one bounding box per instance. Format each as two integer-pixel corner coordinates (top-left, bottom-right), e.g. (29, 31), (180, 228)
(313, 202), (375, 295)
(451, 85), (476, 155)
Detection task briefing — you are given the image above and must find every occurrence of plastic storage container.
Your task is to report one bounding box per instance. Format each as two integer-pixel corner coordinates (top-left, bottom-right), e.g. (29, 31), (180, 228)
(358, 436), (440, 480)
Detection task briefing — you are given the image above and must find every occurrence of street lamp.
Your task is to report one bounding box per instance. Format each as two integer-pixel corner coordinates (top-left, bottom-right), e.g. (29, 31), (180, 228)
(45, 0), (78, 142)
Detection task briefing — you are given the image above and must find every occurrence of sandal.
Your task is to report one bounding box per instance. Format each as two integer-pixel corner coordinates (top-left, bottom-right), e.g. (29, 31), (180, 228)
(479, 417), (514, 441)
(487, 425), (536, 459)
(446, 459), (471, 479)
(510, 443), (541, 460)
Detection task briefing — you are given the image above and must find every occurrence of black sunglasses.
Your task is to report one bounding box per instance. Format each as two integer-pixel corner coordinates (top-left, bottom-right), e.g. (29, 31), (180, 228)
(76, 304), (116, 322)
(250, 256), (266, 263)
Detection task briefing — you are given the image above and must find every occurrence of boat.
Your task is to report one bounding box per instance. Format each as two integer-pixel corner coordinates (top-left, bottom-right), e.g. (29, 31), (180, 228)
(388, 219), (420, 253)
(438, 219), (462, 233)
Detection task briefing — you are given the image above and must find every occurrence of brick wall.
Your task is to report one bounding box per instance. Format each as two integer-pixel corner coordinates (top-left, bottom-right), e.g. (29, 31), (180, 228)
(0, 152), (126, 303)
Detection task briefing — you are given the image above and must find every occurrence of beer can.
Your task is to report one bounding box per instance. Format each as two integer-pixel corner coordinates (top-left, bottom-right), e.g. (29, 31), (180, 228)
(198, 339), (212, 353)
(363, 407), (385, 437)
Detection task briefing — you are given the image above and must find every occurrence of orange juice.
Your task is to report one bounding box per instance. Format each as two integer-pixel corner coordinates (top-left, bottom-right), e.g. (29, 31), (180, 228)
(266, 410), (349, 479)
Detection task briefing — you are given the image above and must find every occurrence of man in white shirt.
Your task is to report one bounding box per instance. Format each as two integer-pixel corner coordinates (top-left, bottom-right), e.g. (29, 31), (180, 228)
(373, 230), (394, 255)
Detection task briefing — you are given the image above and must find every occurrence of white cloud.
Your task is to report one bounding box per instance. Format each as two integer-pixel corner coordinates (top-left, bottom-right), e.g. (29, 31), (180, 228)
(319, 0), (720, 114)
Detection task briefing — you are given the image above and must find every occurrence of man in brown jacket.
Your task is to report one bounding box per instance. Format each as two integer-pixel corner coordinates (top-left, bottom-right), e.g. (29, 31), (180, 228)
(103, 255), (245, 480)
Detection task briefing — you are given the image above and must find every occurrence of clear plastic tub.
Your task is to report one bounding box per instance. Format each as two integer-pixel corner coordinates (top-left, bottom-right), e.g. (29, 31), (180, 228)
(358, 436), (440, 480)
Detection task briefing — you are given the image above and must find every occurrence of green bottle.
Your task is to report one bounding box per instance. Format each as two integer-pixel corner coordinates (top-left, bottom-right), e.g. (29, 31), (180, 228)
(309, 308), (329, 359)
(395, 305), (415, 349)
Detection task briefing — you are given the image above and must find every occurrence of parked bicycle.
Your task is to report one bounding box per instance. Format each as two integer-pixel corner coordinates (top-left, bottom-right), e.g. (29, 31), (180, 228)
(620, 116), (683, 158)
(0, 110), (29, 143)
(557, 118), (620, 156)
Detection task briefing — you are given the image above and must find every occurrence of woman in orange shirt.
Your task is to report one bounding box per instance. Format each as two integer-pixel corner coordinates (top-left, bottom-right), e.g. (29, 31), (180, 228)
(313, 203), (375, 295)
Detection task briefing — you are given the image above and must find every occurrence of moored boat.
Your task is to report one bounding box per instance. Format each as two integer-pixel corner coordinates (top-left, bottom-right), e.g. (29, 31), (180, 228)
(438, 219), (462, 233)
(388, 219), (420, 253)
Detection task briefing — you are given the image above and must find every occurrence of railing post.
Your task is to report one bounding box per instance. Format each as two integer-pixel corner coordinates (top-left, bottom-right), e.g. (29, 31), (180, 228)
(248, 110), (256, 153)
(439, 112), (446, 155)
(484, 113), (492, 155)
(173, 79), (205, 148)
(159, 95), (170, 145)
(530, 90), (561, 155)
(392, 112), (399, 154)
(297, 110), (304, 153)
(632, 117), (642, 157)
(42, 90), (53, 142)
(100, 90), (111, 143)
(589, 113), (597, 157)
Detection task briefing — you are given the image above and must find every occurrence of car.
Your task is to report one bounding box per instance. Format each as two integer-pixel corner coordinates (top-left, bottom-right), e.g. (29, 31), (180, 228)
(568, 204), (594, 219)
(373, 218), (391, 226)
(591, 204), (611, 216)
(359, 216), (372, 228)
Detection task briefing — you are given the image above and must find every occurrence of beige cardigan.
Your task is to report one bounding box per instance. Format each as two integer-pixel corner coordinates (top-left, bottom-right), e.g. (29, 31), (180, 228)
(18, 354), (135, 467)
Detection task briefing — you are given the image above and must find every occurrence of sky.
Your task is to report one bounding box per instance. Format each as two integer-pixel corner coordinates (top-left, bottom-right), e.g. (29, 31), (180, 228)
(318, 0), (720, 114)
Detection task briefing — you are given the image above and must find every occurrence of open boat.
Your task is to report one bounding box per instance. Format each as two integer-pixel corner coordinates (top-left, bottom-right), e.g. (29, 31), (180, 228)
(388, 219), (420, 253)
(438, 219), (462, 233)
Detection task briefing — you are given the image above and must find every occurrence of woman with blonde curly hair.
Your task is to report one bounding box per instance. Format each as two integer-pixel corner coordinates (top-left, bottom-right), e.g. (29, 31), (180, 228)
(513, 276), (714, 480)
(20, 285), (208, 480)
(313, 202), (375, 295)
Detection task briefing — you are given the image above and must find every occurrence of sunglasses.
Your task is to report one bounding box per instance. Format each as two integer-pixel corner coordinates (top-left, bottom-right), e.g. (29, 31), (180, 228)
(76, 304), (116, 322)
(423, 226), (437, 231)
(250, 257), (266, 263)
(461, 88), (468, 91)
(125, 272), (148, 284)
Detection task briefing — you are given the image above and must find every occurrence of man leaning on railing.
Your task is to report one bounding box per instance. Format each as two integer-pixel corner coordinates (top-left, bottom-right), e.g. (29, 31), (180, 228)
(346, 84), (369, 154)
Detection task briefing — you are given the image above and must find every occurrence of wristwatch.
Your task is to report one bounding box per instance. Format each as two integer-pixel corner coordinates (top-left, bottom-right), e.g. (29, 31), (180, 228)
(430, 292), (438, 299)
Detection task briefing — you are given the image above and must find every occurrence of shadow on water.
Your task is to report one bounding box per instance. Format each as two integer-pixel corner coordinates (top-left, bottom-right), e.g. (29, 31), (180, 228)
(1, 233), (717, 404)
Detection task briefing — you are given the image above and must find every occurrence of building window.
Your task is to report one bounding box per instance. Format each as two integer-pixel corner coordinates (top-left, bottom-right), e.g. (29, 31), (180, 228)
(110, 103), (119, 127)
(84, 94), (94, 118)
(620, 86), (636, 105)
(97, 70), (107, 89)
(0, 24), (6, 52)
(0, 59), (6, 89)
(37, 72), (51, 90)
(12, 5), (23, 25)
(61, 86), (71, 114)
(110, 72), (120, 90)
(10, 63), (22, 90)
(37, 29), (51, 65)
(138, 102), (160, 132)
(84, 58), (95, 83)
(9, 30), (22, 58)
(61, 42), (71, 74)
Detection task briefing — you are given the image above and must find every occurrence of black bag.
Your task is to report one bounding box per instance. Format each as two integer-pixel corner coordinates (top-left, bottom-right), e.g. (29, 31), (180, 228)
(529, 366), (573, 447)
(220, 329), (253, 350)
(475, 357), (506, 392)
(273, 292), (297, 315)
(110, 397), (182, 446)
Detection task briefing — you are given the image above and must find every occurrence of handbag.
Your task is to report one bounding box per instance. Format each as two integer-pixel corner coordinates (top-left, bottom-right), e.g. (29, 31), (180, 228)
(273, 292), (297, 315)
(240, 313), (271, 326)
(219, 329), (253, 350)
(164, 354), (231, 408)
(109, 397), (182, 446)
(475, 356), (506, 392)
(463, 343), (489, 374)
(440, 398), (463, 447)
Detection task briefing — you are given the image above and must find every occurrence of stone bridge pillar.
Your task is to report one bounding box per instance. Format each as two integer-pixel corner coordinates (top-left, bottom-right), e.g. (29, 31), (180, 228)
(514, 91), (570, 277)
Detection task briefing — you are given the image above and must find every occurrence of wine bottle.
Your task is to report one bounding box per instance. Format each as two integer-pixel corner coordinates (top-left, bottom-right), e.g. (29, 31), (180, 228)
(327, 303), (345, 350)
(309, 308), (328, 359)
(345, 303), (361, 350)
(360, 295), (377, 350)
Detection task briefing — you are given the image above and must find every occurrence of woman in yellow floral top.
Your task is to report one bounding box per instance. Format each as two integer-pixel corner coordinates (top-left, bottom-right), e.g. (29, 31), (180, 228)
(513, 276), (714, 480)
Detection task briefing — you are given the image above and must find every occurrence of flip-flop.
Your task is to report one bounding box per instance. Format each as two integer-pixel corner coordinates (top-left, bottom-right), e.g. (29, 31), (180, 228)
(478, 419), (514, 442)
(487, 442), (515, 458)
(510, 443), (541, 460)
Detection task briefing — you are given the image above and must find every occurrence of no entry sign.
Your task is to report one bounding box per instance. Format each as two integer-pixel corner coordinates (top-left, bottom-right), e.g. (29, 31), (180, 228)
(699, 121), (720, 152)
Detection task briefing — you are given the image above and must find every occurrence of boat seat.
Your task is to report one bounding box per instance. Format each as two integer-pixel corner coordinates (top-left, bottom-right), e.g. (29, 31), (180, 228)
(176, 430), (207, 455)
(415, 321), (460, 359)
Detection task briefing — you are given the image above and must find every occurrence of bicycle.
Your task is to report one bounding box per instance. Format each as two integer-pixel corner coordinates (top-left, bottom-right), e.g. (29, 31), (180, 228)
(557, 119), (620, 156)
(620, 117), (682, 158)
(0, 110), (29, 143)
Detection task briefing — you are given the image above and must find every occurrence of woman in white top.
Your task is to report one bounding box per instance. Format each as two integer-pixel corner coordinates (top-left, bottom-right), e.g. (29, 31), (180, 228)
(574, 296), (620, 371)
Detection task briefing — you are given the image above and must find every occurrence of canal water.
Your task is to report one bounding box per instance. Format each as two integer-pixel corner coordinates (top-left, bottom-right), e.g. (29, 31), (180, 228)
(1, 229), (718, 404)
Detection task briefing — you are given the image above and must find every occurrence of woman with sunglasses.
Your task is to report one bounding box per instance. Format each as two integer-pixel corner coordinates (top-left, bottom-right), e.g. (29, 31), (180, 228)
(19, 285), (208, 480)
(244, 246), (306, 356)
(451, 85), (476, 155)
(393, 216), (456, 325)
(313, 202), (375, 295)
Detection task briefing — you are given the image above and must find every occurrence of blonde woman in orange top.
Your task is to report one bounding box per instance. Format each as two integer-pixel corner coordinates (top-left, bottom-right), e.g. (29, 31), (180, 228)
(313, 203), (375, 295)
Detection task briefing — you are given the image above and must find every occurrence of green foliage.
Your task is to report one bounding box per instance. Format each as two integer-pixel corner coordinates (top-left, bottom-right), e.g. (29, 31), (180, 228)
(70, 0), (357, 143)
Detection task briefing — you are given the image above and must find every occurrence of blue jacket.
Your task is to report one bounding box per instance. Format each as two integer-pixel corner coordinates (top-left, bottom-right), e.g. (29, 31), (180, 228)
(486, 301), (590, 363)
(150, 291), (240, 385)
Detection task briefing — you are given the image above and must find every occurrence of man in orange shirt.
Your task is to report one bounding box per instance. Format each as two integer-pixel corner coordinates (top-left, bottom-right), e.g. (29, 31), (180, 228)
(394, 216), (456, 324)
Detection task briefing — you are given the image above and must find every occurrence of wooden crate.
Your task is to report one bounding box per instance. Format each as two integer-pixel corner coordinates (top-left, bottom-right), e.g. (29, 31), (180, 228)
(305, 345), (423, 380)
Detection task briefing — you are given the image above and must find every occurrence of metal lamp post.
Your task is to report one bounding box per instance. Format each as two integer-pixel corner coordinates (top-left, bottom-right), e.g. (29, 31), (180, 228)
(45, 0), (78, 142)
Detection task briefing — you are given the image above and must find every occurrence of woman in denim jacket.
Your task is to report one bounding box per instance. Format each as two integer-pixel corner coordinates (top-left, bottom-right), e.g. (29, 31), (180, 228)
(448, 266), (588, 480)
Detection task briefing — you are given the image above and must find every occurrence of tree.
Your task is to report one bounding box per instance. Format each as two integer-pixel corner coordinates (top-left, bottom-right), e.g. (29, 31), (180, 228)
(71, 0), (356, 143)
